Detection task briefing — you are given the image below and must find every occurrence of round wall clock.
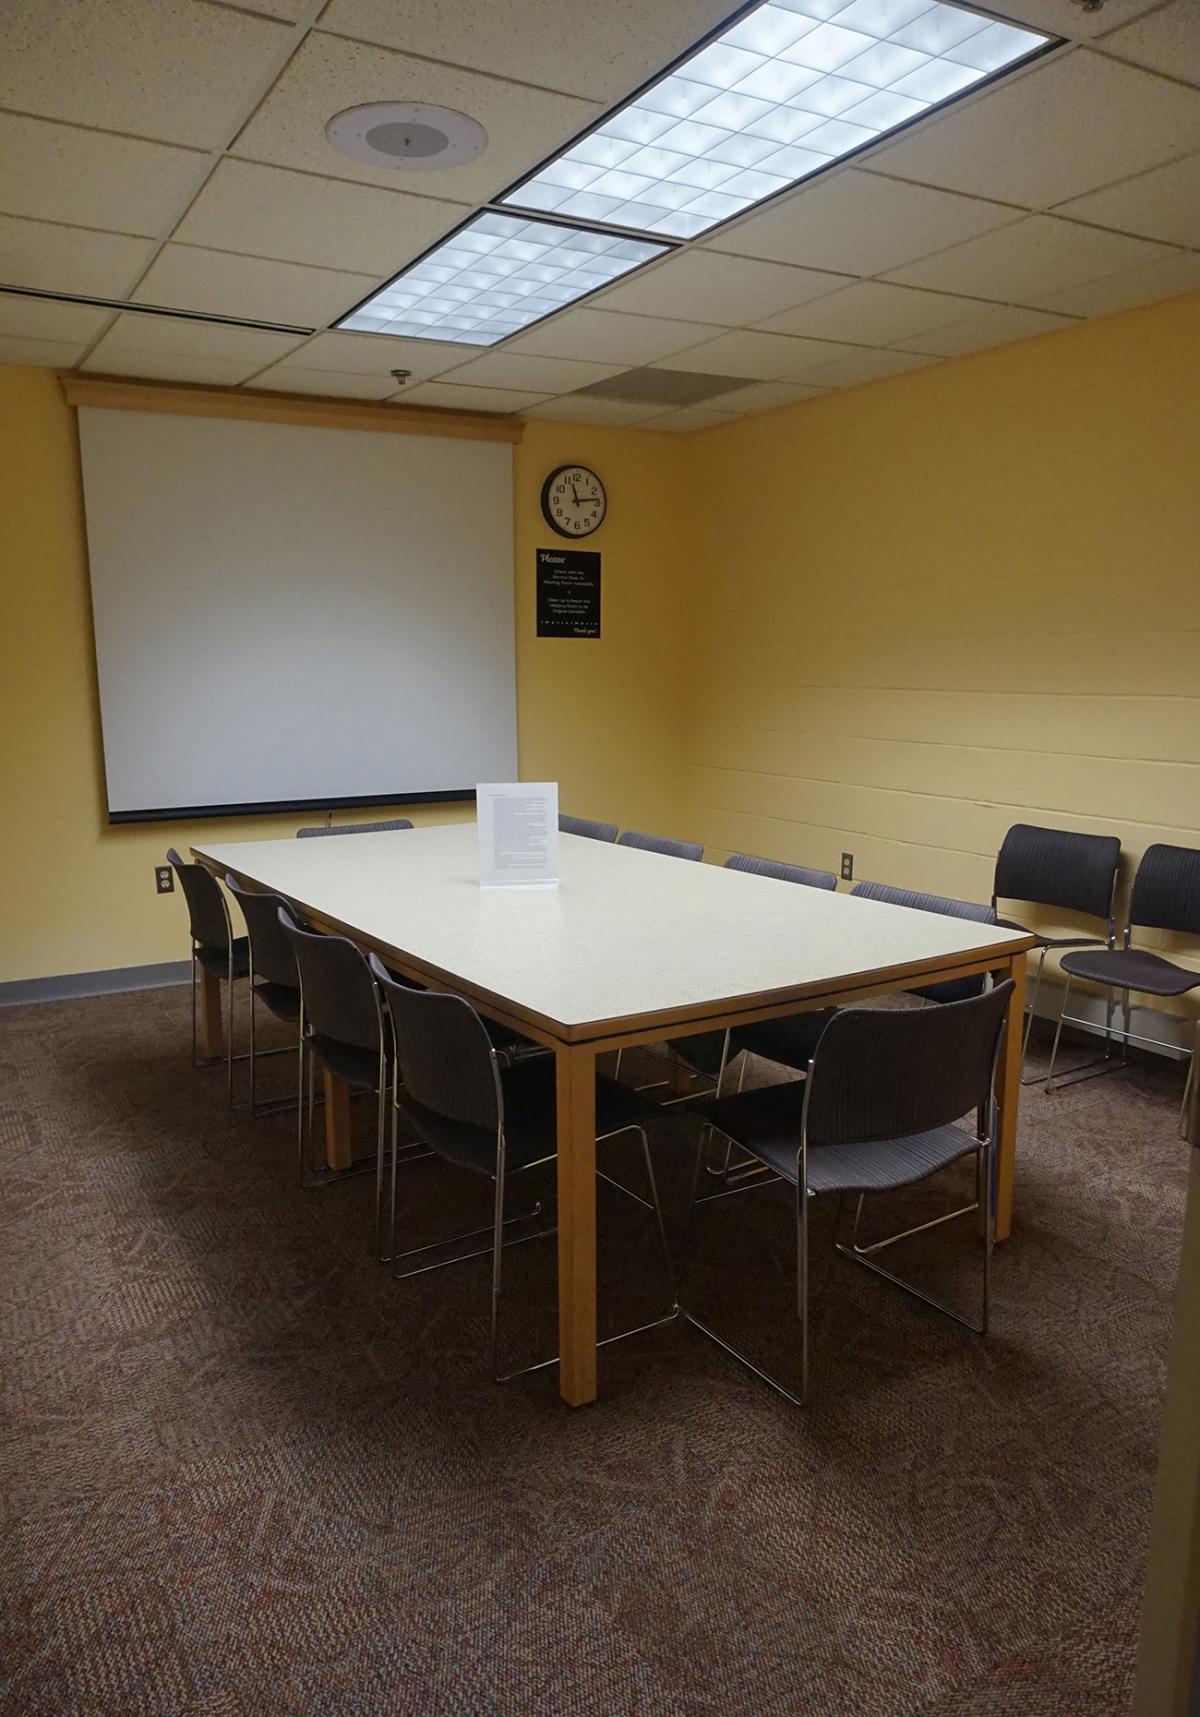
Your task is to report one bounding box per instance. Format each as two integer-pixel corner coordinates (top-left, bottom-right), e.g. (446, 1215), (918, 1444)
(540, 465), (607, 539)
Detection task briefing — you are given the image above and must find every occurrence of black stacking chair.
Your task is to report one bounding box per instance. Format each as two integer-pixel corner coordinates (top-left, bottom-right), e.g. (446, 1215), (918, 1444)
(559, 813), (618, 843)
(1046, 843), (1200, 1121)
(617, 829), (703, 862)
(683, 981), (1013, 1406)
(370, 955), (675, 1382)
(667, 854), (839, 1103)
(851, 881), (996, 1004)
(166, 848), (248, 1106)
(992, 823), (1120, 1081)
(279, 910), (394, 1253)
(297, 818), (414, 837)
(224, 876), (306, 1116)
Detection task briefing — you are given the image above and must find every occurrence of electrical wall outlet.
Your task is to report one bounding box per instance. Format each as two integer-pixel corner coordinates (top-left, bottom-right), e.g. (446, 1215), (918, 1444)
(840, 852), (854, 881)
(155, 865), (174, 894)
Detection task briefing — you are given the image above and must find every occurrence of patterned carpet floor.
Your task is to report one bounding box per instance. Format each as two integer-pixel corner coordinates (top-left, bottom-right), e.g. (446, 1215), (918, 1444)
(0, 985), (1189, 1716)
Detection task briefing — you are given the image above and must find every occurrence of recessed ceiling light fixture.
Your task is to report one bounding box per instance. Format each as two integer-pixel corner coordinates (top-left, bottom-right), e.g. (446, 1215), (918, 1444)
(337, 212), (668, 345)
(327, 102), (488, 172)
(501, 0), (1052, 238)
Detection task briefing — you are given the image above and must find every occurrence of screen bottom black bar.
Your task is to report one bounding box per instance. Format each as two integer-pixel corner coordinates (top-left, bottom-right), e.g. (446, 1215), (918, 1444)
(108, 788), (477, 825)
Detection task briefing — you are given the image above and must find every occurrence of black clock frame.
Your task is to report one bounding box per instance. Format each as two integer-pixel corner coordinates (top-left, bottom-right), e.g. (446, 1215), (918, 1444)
(540, 464), (606, 539)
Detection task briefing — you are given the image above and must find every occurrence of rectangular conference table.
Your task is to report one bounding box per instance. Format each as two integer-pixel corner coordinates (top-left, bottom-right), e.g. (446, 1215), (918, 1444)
(194, 825), (1032, 1407)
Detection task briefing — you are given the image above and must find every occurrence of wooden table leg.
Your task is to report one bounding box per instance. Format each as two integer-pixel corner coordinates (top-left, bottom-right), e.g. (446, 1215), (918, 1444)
(198, 966), (224, 1060)
(556, 1040), (598, 1407)
(667, 1046), (691, 1097)
(323, 1070), (353, 1172)
(992, 950), (1027, 1243)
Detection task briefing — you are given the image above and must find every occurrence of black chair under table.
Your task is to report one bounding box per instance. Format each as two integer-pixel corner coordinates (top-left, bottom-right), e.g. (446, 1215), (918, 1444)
(1045, 842), (1200, 1123)
(224, 875), (306, 1116)
(616, 829), (703, 862)
(371, 956), (676, 1382)
(167, 847), (248, 1106)
(296, 818), (414, 837)
(992, 822), (1120, 1083)
(559, 813), (618, 843)
(682, 981), (1013, 1406)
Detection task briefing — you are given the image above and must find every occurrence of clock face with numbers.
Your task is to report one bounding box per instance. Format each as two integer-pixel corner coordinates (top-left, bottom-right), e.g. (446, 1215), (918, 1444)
(540, 465), (607, 539)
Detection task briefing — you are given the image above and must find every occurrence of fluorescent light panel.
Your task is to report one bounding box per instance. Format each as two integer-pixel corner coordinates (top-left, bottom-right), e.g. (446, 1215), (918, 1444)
(501, 0), (1050, 238)
(337, 212), (668, 344)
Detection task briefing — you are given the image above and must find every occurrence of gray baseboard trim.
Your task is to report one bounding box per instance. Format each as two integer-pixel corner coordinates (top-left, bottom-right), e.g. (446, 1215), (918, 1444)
(0, 961), (191, 1007)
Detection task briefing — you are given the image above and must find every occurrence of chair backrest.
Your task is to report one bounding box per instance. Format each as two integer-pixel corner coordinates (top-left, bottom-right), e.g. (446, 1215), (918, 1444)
(1130, 844), (1200, 938)
(296, 818), (414, 837)
(225, 876), (302, 988)
(851, 880), (996, 1004)
(559, 813), (618, 843)
(725, 853), (837, 891)
(803, 980), (1013, 1149)
(166, 848), (231, 952)
(279, 912), (379, 1052)
(993, 823), (1120, 922)
(617, 829), (703, 862)
(369, 954), (501, 1132)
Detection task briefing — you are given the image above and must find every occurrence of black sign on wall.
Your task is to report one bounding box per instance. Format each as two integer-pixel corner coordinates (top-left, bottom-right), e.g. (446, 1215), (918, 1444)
(536, 548), (601, 638)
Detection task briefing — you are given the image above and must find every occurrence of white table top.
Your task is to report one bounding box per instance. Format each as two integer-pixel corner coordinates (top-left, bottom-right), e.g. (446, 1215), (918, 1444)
(194, 824), (1029, 1039)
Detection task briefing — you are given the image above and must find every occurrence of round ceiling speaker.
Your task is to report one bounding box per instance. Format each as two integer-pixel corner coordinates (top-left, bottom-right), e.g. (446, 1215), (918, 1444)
(326, 102), (488, 171)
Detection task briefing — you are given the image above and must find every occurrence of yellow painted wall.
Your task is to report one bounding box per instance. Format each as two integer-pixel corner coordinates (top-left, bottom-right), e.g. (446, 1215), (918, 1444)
(684, 290), (1200, 1016)
(0, 369), (690, 983)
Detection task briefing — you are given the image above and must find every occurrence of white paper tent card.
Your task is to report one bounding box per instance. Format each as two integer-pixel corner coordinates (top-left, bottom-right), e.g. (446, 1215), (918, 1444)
(477, 782), (559, 888)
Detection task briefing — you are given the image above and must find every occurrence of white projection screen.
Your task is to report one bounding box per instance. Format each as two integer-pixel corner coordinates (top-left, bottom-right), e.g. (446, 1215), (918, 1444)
(77, 407), (518, 821)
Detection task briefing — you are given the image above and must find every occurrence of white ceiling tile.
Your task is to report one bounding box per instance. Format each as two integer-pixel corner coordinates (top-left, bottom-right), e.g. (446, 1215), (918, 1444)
(707, 380), (827, 414)
(0, 333), (89, 369)
(873, 49), (1200, 208)
(791, 345), (939, 387)
(1056, 151), (1200, 249)
(890, 302), (1081, 356)
(593, 251), (847, 324)
(319, 0), (738, 103)
(525, 395), (668, 427)
(1099, 0), (1200, 88)
(0, 293), (112, 343)
(80, 348), (271, 385)
(886, 214), (1179, 309)
(232, 31), (600, 205)
(250, 364), (402, 399)
(756, 279), (986, 344)
(175, 160), (467, 276)
(706, 168), (1022, 275)
(1033, 249), (1200, 317)
(0, 214), (155, 298)
(657, 327), (854, 381)
(438, 352), (624, 392)
(989, 0), (1163, 39)
(398, 381), (550, 414)
(85, 312), (305, 366)
(270, 329), (468, 381)
(132, 245), (378, 329)
(0, 114), (209, 238)
(0, 0), (294, 149)
(642, 406), (742, 432)
(503, 307), (727, 365)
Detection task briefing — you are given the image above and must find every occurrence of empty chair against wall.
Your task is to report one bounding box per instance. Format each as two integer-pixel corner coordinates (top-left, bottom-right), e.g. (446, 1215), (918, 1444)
(370, 956), (676, 1381)
(992, 822), (1120, 1081)
(616, 829), (703, 862)
(851, 881), (996, 1005)
(682, 981), (1013, 1406)
(166, 848), (247, 1105)
(297, 818), (415, 837)
(224, 875), (306, 1116)
(559, 813), (618, 843)
(1045, 842), (1200, 1121)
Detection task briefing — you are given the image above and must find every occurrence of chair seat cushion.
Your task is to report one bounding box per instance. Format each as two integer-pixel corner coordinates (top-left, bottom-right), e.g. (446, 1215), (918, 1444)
(400, 1058), (656, 1176)
(731, 1009), (834, 1073)
(1060, 946), (1200, 997)
(196, 937), (249, 979)
(698, 1083), (980, 1194)
(996, 919), (1107, 952)
(666, 1029), (728, 1079)
(252, 979), (300, 1023)
(309, 1030), (384, 1090)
